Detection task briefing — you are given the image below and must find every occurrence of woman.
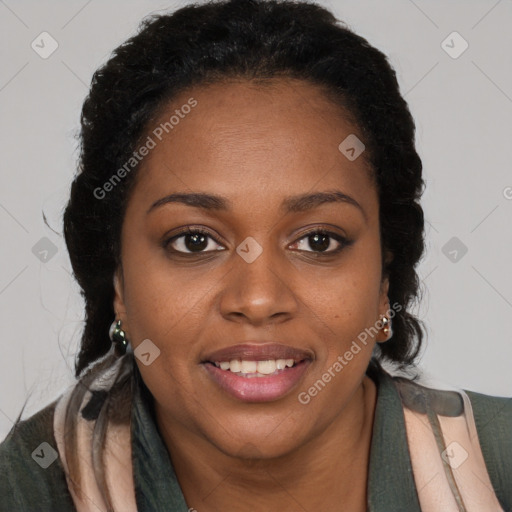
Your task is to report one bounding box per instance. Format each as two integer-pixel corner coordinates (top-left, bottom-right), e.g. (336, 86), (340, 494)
(1, 0), (510, 510)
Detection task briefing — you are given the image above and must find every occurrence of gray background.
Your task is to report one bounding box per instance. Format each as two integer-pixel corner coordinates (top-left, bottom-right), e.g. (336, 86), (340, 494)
(1, 0), (511, 441)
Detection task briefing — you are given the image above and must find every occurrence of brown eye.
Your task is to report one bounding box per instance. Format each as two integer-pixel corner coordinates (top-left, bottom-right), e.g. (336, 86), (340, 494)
(291, 229), (352, 254)
(164, 228), (225, 254)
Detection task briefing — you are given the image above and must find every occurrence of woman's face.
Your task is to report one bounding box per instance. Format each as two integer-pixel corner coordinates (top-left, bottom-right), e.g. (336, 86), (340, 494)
(114, 78), (390, 459)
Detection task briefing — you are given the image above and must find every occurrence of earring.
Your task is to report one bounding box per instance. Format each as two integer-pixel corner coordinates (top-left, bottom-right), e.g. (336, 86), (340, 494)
(380, 316), (392, 340)
(109, 319), (128, 357)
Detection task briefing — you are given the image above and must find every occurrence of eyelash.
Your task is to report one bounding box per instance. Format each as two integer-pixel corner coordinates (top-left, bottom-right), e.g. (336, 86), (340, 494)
(163, 226), (353, 257)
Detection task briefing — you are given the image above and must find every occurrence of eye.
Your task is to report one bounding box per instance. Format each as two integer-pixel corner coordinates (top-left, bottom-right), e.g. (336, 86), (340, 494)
(290, 228), (352, 254)
(163, 226), (352, 256)
(164, 227), (225, 254)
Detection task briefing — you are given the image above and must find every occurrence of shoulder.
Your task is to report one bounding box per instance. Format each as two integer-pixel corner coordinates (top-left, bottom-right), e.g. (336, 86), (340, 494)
(465, 388), (512, 508)
(0, 397), (75, 511)
(465, 387), (512, 428)
(463, 388), (512, 464)
(392, 374), (512, 508)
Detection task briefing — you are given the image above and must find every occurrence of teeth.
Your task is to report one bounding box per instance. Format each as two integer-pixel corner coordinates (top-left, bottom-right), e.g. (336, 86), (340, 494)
(240, 360), (257, 373)
(214, 358), (296, 374)
(256, 360), (276, 374)
(229, 359), (241, 373)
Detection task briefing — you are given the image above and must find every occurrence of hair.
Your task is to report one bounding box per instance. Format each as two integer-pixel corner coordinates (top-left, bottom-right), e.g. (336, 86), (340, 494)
(14, 0), (427, 509)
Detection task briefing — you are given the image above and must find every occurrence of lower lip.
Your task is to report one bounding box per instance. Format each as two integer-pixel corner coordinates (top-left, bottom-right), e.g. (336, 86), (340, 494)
(203, 361), (311, 402)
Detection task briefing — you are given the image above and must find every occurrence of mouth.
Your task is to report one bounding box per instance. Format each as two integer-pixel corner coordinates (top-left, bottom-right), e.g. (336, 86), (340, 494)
(201, 343), (313, 402)
(210, 357), (299, 376)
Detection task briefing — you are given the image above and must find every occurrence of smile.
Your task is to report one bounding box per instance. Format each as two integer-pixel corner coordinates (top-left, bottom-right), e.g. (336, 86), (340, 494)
(212, 358), (296, 376)
(202, 343), (313, 402)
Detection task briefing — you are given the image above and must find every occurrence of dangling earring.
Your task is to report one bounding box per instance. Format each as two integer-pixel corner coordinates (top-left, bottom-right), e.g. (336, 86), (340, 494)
(109, 319), (129, 356)
(380, 315), (392, 341)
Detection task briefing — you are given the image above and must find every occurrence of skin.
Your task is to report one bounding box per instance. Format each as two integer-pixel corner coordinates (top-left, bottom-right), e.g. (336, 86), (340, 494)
(113, 77), (393, 512)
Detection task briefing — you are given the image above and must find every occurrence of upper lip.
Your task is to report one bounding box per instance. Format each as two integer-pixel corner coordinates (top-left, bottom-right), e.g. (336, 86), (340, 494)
(203, 343), (315, 363)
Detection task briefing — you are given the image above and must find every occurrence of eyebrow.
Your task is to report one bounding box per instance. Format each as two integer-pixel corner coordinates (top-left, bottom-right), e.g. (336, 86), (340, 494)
(147, 190), (367, 222)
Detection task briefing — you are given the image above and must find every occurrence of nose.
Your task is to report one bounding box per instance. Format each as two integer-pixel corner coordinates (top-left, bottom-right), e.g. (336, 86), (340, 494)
(219, 242), (299, 326)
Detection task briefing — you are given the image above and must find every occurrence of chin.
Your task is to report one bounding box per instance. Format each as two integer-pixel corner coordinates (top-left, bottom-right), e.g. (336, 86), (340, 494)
(203, 419), (308, 461)
(218, 438), (300, 461)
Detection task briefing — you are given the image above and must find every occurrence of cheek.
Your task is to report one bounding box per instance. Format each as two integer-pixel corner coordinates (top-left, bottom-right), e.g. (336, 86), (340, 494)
(305, 255), (383, 357)
(121, 258), (204, 412)
(310, 253), (382, 318)
(120, 244), (202, 350)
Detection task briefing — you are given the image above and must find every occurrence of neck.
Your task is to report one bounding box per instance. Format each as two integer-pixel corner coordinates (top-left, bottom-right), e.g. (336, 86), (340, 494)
(156, 375), (377, 512)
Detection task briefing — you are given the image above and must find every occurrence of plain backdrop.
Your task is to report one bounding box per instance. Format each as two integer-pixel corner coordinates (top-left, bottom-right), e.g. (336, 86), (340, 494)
(1, 0), (511, 441)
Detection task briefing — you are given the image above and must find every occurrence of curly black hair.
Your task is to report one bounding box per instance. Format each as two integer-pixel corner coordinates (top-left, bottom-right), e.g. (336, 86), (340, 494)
(63, 0), (425, 378)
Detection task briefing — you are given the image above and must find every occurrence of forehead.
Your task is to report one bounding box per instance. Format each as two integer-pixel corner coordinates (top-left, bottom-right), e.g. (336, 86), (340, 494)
(129, 78), (376, 218)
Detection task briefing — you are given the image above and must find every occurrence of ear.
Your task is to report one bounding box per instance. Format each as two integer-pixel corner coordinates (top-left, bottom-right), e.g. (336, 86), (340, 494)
(113, 267), (127, 324)
(378, 248), (393, 317)
(376, 276), (391, 343)
(379, 276), (389, 305)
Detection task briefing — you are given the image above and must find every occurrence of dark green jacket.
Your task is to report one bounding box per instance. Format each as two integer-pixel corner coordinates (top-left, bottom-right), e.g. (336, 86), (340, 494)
(1, 361), (511, 511)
